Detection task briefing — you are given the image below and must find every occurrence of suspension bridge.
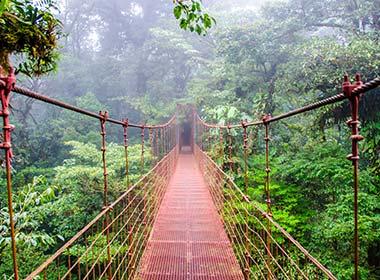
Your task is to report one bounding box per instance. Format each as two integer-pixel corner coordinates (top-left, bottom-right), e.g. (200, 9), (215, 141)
(1, 71), (379, 280)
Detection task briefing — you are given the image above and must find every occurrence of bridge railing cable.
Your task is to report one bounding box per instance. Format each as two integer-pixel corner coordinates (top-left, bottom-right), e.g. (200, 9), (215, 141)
(195, 145), (336, 279)
(10, 84), (175, 129)
(194, 74), (379, 280)
(0, 69), (179, 280)
(25, 147), (178, 280)
(195, 76), (380, 129)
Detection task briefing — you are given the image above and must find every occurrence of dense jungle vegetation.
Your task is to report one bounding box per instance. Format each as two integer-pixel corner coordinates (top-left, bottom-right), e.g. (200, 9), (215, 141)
(0, 0), (379, 278)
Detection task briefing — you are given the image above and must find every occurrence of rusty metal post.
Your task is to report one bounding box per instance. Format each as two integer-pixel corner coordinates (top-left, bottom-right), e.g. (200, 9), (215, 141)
(219, 128), (224, 166)
(149, 128), (153, 167)
(0, 68), (18, 280)
(165, 126), (167, 154)
(141, 125), (147, 230)
(343, 74), (363, 280)
(123, 119), (130, 188)
(192, 109), (196, 149)
(154, 128), (158, 162)
(166, 126), (169, 154)
(163, 126), (167, 155)
(170, 124), (172, 151)
(99, 111), (112, 280)
(166, 126), (170, 153)
(197, 121), (200, 148)
(170, 124), (176, 150)
(242, 120), (249, 194)
(169, 126), (171, 153)
(196, 119), (199, 150)
(201, 123), (203, 150)
(241, 119), (250, 279)
(197, 122), (203, 151)
(263, 114), (273, 279)
(207, 127), (211, 152)
(170, 125), (172, 152)
(160, 127), (163, 158)
(218, 128), (225, 210)
(122, 118), (132, 276)
(227, 124), (233, 172)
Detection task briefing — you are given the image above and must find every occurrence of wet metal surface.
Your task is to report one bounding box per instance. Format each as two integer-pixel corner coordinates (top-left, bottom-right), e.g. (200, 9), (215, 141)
(137, 148), (244, 280)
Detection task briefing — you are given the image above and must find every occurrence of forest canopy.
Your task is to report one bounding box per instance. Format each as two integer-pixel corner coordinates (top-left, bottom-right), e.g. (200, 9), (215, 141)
(0, 0), (379, 279)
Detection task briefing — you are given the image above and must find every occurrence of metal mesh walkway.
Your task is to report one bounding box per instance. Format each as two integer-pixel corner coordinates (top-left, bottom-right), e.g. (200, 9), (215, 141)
(137, 148), (244, 280)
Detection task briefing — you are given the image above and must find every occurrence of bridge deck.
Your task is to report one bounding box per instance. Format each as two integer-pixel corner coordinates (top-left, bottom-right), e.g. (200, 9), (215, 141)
(137, 149), (244, 280)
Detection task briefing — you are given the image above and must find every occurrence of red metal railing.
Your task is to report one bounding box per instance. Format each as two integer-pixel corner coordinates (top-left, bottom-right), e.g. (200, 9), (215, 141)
(195, 145), (336, 279)
(0, 72), (178, 279)
(24, 147), (178, 280)
(193, 74), (380, 280)
(0, 72), (379, 279)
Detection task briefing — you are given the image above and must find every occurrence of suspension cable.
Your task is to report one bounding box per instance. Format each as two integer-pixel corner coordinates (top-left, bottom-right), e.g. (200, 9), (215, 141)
(196, 76), (379, 128)
(11, 85), (175, 129)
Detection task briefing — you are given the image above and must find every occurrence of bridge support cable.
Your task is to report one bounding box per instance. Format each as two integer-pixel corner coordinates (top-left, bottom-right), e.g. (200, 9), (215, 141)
(0, 77), (178, 278)
(196, 76), (380, 130)
(11, 85), (177, 130)
(194, 74), (379, 279)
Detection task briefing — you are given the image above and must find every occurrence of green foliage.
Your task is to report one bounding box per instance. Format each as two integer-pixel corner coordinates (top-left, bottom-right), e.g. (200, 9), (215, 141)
(274, 140), (380, 277)
(275, 35), (380, 125)
(173, 0), (215, 35)
(67, 233), (127, 264)
(1, 139), (153, 277)
(362, 121), (380, 175)
(50, 140), (152, 238)
(0, 176), (58, 251)
(1, 0), (379, 278)
(277, 141), (352, 208)
(54, 141), (148, 189)
(0, 176), (59, 278)
(0, 0), (62, 75)
(312, 192), (380, 279)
